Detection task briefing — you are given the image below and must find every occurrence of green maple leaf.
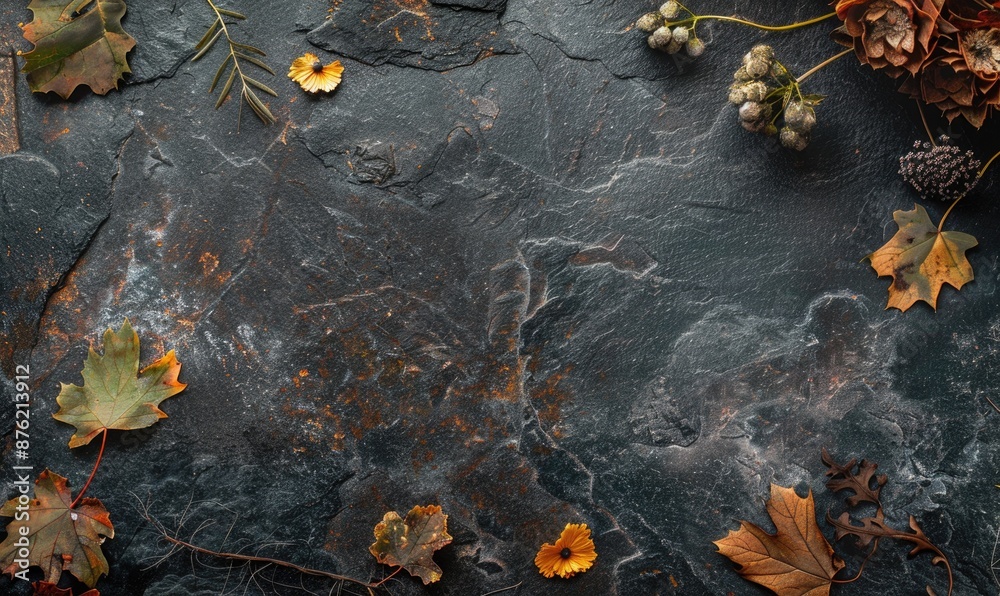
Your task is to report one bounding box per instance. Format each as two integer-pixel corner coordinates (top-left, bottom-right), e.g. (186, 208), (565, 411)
(20, 0), (137, 98)
(0, 470), (114, 587)
(53, 318), (186, 448)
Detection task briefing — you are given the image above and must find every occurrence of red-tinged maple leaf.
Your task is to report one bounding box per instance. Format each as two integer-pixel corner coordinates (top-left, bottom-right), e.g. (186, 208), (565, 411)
(714, 484), (845, 596)
(53, 318), (186, 448)
(0, 470), (114, 588)
(369, 505), (453, 584)
(31, 580), (100, 595)
(20, 0), (137, 98)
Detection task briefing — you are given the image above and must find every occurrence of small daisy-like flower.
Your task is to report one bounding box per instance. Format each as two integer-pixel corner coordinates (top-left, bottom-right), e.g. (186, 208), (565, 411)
(534, 523), (597, 579)
(288, 52), (344, 93)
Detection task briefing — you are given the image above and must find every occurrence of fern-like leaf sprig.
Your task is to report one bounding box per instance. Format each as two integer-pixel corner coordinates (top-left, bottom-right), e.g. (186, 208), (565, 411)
(193, 0), (277, 126)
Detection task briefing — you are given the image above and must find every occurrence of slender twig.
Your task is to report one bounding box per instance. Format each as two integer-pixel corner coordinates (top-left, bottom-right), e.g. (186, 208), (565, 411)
(796, 49), (851, 84)
(137, 500), (379, 592)
(917, 101), (936, 146)
(481, 582), (523, 595)
(160, 529), (374, 587)
(937, 147), (1000, 231)
(70, 428), (107, 508)
(669, 9), (837, 32)
(831, 538), (880, 584)
(991, 524), (1000, 588)
(370, 566), (402, 588)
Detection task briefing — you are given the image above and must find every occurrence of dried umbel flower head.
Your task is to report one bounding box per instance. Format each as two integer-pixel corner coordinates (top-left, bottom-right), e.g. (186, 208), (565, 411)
(832, 0), (952, 77)
(535, 523), (597, 579)
(899, 137), (981, 200)
(289, 52), (344, 93)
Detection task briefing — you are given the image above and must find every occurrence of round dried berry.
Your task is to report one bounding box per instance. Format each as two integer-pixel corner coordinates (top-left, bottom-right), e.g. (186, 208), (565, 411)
(659, 0), (680, 19)
(780, 126), (809, 151)
(637, 12), (663, 33)
(648, 26), (672, 50)
(784, 100), (816, 133)
(686, 38), (705, 57)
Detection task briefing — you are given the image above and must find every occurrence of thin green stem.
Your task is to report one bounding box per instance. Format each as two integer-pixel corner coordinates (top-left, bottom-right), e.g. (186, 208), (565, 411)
(669, 11), (837, 32)
(796, 49), (851, 84)
(70, 429), (107, 509)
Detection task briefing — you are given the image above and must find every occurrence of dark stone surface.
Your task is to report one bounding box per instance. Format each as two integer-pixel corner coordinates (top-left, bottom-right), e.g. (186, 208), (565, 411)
(2, 0), (1000, 594)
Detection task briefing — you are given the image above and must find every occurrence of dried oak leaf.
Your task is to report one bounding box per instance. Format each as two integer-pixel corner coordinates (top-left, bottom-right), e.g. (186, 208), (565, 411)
(31, 580), (100, 595)
(20, 0), (137, 98)
(53, 318), (186, 448)
(369, 505), (452, 584)
(714, 484), (845, 596)
(821, 447), (887, 507)
(0, 470), (114, 588)
(866, 204), (977, 311)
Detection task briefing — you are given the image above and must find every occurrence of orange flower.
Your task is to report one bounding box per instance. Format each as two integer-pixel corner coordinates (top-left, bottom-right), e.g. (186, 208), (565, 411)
(534, 523), (597, 579)
(288, 52), (343, 93)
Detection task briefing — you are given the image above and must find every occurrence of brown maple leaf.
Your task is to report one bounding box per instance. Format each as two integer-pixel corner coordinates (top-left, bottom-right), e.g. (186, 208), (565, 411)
(53, 318), (186, 448)
(714, 484), (845, 596)
(0, 470), (114, 588)
(865, 204), (977, 311)
(20, 0), (137, 98)
(369, 505), (453, 585)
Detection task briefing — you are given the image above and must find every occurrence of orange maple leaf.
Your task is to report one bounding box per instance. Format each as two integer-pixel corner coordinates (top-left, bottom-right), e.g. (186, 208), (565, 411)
(865, 204), (977, 311)
(714, 484), (845, 596)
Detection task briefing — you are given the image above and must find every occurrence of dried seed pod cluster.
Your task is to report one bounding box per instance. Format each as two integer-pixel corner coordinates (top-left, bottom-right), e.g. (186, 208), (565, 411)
(637, 2), (705, 57)
(727, 45), (823, 151)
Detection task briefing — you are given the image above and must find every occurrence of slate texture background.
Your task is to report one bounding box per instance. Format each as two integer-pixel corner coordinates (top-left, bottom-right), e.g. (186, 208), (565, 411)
(2, 0), (1000, 594)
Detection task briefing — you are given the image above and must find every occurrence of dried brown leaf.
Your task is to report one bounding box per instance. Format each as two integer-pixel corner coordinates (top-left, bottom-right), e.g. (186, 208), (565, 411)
(369, 505), (452, 584)
(714, 484), (844, 595)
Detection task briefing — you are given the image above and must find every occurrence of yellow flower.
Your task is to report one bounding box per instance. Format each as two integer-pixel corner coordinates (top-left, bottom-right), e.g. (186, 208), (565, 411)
(288, 52), (344, 93)
(534, 523), (597, 579)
